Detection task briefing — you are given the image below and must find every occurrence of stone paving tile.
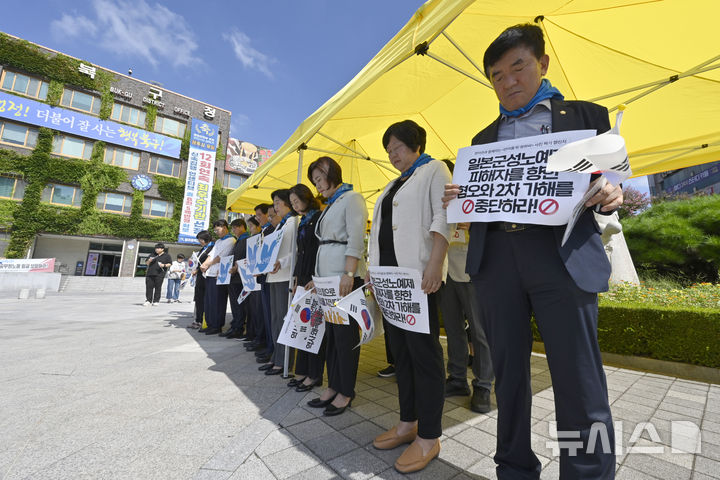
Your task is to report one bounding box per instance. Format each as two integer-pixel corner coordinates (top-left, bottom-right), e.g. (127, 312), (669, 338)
(371, 457), (460, 479)
(262, 445), (321, 479)
(453, 427), (497, 455)
(327, 447), (389, 480)
(226, 454), (276, 480)
(304, 431), (360, 462)
(357, 388), (390, 401)
(352, 401), (392, 420)
(255, 429), (301, 458)
(465, 455), (497, 479)
(694, 455), (720, 478)
(615, 465), (661, 479)
(280, 408), (317, 428)
(286, 418), (337, 443)
(437, 438), (487, 470)
(623, 454), (692, 480)
(193, 469), (234, 480)
(341, 421), (386, 447)
(321, 410), (365, 431)
(286, 463), (343, 480)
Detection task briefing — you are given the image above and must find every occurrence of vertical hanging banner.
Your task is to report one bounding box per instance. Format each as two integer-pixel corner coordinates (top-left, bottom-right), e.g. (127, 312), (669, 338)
(178, 118), (219, 244)
(368, 266), (429, 334)
(312, 276), (350, 325)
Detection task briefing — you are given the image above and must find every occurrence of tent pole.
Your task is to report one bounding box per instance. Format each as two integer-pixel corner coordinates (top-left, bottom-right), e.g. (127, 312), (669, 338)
(424, 51), (492, 88)
(441, 31), (488, 80)
(305, 146), (368, 160)
(316, 131), (371, 159)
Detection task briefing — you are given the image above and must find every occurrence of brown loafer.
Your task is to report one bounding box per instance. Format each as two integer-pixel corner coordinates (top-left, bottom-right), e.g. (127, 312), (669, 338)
(372, 425), (418, 450)
(394, 439), (440, 473)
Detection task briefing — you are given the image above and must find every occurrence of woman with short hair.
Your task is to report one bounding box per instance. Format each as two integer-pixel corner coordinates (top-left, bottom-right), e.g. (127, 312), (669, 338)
(305, 156), (368, 416)
(367, 119), (452, 473)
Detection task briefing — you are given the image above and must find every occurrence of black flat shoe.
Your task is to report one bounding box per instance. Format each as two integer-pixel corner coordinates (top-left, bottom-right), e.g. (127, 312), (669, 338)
(287, 377), (305, 387)
(323, 398), (352, 416)
(265, 367), (283, 376)
(256, 355), (271, 363)
(258, 363), (273, 371)
(295, 379), (321, 392)
(307, 393), (337, 408)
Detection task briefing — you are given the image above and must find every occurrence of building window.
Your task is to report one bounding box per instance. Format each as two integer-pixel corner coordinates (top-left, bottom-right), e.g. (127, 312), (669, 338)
(60, 88), (101, 115)
(96, 192), (132, 213)
(42, 183), (83, 207)
(155, 116), (186, 137)
(223, 172), (245, 190)
(110, 103), (146, 127)
(148, 155), (180, 177)
(0, 120), (38, 148)
(52, 134), (94, 159)
(0, 70), (48, 100)
(104, 145), (140, 170)
(0, 176), (26, 200)
(143, 198), (174, 218)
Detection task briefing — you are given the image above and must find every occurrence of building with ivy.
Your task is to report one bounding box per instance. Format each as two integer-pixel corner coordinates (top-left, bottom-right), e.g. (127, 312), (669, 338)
(0, 32), (238, 277)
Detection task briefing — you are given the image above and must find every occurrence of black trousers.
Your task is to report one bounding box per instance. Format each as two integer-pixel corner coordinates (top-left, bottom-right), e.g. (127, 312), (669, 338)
(228, 282), (248, 332)
(472, 228), (614, 480)
(145, 275), (164, 303)
(294, 337), (326, 381)
(381, 320), (395, 365)
(204, 277), (228, 330)
(247, 290), (264, 343)
(194, 276), (206, 323)
(324, 276), (363, 397)
(261, 283), (274, 356)
(385, 291), (445, 439)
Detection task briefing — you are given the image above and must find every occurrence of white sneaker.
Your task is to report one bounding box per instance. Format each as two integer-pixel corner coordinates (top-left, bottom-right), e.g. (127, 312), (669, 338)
(143, 301), (151, 307)
(151, 303), (158, 307)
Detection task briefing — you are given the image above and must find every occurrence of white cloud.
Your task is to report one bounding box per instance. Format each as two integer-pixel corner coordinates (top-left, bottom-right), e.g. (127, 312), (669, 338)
(229, 114), (251, 139)
(51, 0), (201, 68)
(51, 14), (98, 38)
(223, 29), (275, 79)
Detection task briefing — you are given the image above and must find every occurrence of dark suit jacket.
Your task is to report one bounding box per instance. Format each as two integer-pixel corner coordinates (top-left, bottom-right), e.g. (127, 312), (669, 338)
(467, 99), (612, 293)
(230, 235), (248, 285)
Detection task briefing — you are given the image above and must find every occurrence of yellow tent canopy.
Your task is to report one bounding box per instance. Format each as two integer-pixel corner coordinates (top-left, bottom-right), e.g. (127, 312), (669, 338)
(228, 0), (720, 213)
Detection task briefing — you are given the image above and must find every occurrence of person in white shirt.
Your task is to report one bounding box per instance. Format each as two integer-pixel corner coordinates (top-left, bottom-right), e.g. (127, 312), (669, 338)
(199, 220), (236, 335)
(166, 254), (186, 303)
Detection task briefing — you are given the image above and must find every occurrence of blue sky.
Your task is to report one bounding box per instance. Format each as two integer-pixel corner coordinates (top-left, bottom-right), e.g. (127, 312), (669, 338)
(0, 0), (650, 194)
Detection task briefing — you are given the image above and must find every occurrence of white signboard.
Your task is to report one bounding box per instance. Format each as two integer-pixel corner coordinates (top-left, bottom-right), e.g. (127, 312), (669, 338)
(216, 256), (234, 285)
(277, 288), (326, 353)
(237, 259), (261, 291)
(0, 258), (55, 273)
(447, 130), (594, 225)
(312, 275), (350, 325)
(246, 229), (284, 275)
(368, 266), (429, 334)
(335, 286), (383, 347)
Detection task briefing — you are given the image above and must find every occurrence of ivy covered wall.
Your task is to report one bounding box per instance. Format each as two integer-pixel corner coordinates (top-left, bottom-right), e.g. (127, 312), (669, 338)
(0, 34), (229, 258)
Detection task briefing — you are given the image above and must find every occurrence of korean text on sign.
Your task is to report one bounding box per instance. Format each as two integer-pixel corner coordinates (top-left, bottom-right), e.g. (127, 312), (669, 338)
(368, 266), (429, 334)
(447, 130), (595, 225)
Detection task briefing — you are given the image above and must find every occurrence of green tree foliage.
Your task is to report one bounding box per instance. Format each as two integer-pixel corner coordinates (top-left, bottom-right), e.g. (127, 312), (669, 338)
(623, 195), (720, 283)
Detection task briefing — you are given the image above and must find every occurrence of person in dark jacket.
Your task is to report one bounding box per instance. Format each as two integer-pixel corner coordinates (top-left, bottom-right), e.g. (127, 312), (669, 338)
(188, 230), (213, 329)
(144, 243), (171, 306)
(223, 218), (250, 338)
(287, 183), (325, 392)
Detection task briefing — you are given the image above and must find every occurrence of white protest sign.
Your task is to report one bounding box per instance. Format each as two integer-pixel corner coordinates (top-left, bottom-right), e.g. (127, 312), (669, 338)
(312, 275), (350, 325)
(245, 229), (284, 275)
(216, 255), (234, 285)
(448, 130), (594, 225)
(335, 286), (383, 347)
(237, 259), (261, 291)
(561, 176), (607, 247)
(546, 111), (631, 187)
(277, 288), (325, 353)
(368, 266), (429, 334)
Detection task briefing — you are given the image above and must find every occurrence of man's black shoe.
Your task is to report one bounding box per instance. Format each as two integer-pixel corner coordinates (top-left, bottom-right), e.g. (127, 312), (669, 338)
(445, 377), (471, 397)
(246, 344), (264, 351)
(198, 327), (208, 333)
(224, 330), (245, 339)
(256, 355), (271, 363)
(470, 386), (492, 413)
(254, 350), (269, 357)
(204, 328), (221, 335)
(219, 329), (236, 338)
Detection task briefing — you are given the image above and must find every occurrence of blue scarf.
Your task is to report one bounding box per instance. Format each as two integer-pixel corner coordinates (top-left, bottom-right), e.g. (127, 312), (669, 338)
(219, 233), (233, 241)
(277, 212), (294, 230)
(400, 153), (433, 180)
(299, 209), (320, 228)
(237, 232), (249, 241)
(499, 79), (564, 118)
(328, 183), (353, 205)
(262, 222), (271, 229)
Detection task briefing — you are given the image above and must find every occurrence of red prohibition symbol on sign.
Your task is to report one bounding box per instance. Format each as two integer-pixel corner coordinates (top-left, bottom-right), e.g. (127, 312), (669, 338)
(462, 199), (474, 214)
(406, 314), (416, 326)
(539, 199), (559, 215)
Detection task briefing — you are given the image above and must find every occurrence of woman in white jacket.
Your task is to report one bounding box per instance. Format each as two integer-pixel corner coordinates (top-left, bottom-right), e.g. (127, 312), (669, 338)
(305, 156), (368, 417)
(367, 120), (451, 474)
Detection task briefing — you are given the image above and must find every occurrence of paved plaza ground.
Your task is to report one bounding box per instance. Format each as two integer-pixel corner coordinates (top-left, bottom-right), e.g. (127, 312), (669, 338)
(1, 286), (719, 479)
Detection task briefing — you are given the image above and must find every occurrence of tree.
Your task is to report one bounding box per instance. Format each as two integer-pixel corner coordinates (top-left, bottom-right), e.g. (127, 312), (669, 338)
(622, 194), (720, 283)
(617, 186), (650, 219)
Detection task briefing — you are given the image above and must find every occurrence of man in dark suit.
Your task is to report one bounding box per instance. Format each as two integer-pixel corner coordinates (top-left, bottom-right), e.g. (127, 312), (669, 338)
(444, 24), (623, 479)
(223, 218), (250, 339)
